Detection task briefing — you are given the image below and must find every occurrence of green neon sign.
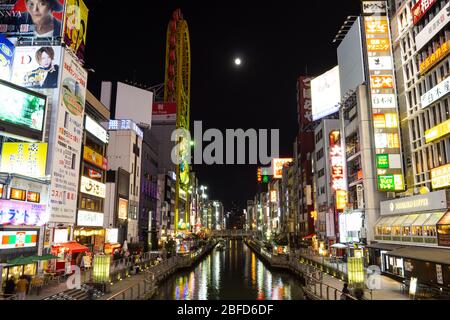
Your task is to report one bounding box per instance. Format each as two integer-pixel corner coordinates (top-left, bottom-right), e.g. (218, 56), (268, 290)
(376, 154), (389, 169)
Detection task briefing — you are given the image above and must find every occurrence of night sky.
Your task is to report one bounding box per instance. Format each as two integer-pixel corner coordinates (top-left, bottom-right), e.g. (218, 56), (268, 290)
(84, 0), (362, 211)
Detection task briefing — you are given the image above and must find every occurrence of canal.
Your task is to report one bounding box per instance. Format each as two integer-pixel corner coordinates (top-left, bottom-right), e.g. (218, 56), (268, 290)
(152, 240), (305, 300)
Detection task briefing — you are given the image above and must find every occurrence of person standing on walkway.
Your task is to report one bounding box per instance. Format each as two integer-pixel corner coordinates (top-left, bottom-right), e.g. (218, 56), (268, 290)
(16, 276), (29, 300)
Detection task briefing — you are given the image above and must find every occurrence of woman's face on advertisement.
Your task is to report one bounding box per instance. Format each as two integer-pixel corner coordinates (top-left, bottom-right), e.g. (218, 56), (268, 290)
(26, 0), (52, 24)
(39, 52), (52, 68)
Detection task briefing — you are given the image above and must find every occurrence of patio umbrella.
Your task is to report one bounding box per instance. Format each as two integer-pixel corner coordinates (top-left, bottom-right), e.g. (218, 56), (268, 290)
(7, 255), (35, 265)
(32, 254), (59, 261)
(122, 240), (128, 252)
(331, 243), (347, 249)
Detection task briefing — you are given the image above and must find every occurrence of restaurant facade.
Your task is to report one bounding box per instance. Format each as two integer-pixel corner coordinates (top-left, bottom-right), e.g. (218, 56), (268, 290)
(368, 190), (450, 290)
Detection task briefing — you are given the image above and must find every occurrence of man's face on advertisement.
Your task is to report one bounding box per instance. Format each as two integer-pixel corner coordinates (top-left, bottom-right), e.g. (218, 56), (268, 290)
(39, 51), (52, 68)
(26, 0), (52, 25)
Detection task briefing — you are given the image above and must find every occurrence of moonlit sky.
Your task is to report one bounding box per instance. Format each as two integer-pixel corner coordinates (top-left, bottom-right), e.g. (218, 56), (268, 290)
(84, 0), (361, 211)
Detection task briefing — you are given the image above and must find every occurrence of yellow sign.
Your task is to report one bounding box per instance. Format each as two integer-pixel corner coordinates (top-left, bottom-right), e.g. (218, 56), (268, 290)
(366, 38), (390, 51)
(336, 190), (347, 210)
(425, 118), (450, 143)
(0, 143), (47, 178)
(83, 146), (107, 170)
(420, 40), (450, 75)
(431, 164), (450, 189)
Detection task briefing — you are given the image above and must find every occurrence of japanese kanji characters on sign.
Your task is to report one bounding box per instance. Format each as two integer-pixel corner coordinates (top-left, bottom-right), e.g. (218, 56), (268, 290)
(366, 38), (390, 52)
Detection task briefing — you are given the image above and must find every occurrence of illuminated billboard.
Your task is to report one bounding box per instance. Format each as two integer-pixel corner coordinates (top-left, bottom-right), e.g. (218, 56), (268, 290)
(11, 46), (62, 90)
(362, 2), (405, 192)
(48, 47), (87, 224)
(0, 0), (65, 38)
(0, 79), (46, 139)
(80, 176), (106, 198)
(0, 199), (48, 226)
(411, 0), (438, 25)
(421, 77), (450, 110)
(272, 158), (293, 179)
(1, 142), (47, 178)
(311, 66), (340, 121)
(152, 102), (176, 123)
(63, 0), (89, 62)
(0, 34), (14, 81)
(425, 118), (450, 143)
(0, 230), (38, 250)
(431, 164), (450, 190)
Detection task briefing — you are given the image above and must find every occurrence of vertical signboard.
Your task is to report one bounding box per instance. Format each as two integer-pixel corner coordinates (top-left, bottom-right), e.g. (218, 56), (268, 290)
(362, 0), (405, 192)
(63, 0), (88, 62)
(329, 131), (347, 211)
(48, 48), (87, 223)
(0, 34), (14, 81)
(297, 76), (312, 130)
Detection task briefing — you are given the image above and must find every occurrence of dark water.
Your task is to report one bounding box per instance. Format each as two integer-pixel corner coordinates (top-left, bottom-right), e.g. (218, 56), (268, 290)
(152, 240), (304, 300)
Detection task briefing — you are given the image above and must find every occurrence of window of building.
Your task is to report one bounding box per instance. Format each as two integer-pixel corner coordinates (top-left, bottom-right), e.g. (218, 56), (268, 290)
(318, 168), (325, 178)
(316, 148), (324, 161)
(315, 131), (323, 143)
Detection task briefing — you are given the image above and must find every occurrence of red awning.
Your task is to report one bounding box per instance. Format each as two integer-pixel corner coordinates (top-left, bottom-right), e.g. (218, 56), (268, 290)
(54, 242), (89, 253)
(302, 233), (316, 239)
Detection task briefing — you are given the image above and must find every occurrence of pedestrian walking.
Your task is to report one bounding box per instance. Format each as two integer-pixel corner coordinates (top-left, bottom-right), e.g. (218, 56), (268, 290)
(340, 283), (350, 300)
(16, 276), (29, 300)
(4, 276), (16, 296)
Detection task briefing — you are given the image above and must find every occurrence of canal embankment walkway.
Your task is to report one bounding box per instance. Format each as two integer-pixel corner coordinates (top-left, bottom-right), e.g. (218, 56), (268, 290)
(20, 242), (217, 300)
(245, 239), (409, 300)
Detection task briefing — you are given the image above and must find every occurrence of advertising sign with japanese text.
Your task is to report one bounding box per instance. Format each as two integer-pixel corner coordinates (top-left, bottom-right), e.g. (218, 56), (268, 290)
(80, 176), (105, 198)
(0, 199), (47, 226)
(0, 142), (47, 178)
(48, 48), (86, 223)
(362, 2), (404, 192)
(415, 2), (450, 52)
(297, 76), (312, 129)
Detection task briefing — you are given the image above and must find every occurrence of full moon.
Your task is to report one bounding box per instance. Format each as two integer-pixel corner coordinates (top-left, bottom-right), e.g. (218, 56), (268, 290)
(234, 58), (242, 66)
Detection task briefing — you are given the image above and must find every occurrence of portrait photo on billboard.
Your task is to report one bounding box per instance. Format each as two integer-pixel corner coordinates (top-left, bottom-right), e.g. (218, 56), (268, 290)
(11, 45), (61, 89)
(63, 0), (88, 62)
(0, 0), (65, 38)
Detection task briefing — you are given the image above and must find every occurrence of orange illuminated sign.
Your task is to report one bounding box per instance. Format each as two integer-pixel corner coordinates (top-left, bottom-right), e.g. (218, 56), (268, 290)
(83, 146), (107, 170)
(257, 167), (262, 182)
(366, 38), (390, 51)
(26, 191), (40, 203)
(10, 188), (26, 201)
(420, 40), (450, 75)
(272, 158), (293, 179)
(370, 75), (394, 89)
(365, 19), (388, 34)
